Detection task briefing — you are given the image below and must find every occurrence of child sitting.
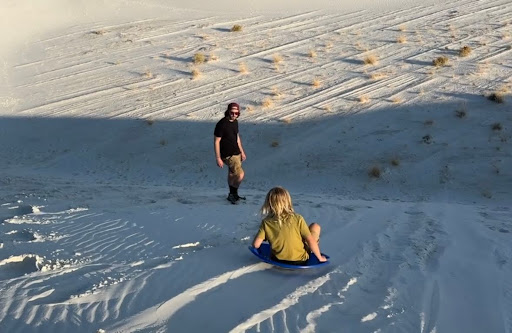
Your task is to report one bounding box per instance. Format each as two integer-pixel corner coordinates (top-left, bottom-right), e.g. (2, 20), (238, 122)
(252, 187), (327, 265)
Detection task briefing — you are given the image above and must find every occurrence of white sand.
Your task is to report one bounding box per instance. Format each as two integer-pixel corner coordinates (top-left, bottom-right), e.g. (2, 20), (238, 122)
(0, 0), (511, 332)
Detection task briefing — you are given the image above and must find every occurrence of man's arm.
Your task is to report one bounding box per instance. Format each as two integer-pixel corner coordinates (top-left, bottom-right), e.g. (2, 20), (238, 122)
(214, 136), (223, 168)
(237, 134), (246, 161)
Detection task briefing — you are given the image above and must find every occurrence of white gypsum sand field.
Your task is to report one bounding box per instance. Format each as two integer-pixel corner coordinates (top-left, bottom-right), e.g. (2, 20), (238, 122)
(0, 0), (511, 332)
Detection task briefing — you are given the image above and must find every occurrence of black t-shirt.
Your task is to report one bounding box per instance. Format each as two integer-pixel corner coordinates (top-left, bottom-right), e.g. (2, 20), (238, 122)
(214, 117), (241, 158)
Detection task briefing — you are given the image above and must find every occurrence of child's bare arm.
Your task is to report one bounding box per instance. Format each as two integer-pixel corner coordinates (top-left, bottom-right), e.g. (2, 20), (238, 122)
(253, 236), (264, 248)
(305, 234), (327, 262)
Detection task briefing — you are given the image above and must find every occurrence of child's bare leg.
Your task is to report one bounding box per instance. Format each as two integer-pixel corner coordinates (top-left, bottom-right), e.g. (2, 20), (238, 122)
(309, 223), (321, 243)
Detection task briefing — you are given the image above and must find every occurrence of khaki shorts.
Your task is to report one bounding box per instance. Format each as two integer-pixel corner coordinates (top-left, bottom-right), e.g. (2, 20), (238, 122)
(223, 154), (244, 176)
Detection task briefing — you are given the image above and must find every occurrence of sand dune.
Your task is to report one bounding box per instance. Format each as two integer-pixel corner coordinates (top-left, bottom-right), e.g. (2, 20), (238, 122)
(0, 0), (511, 332)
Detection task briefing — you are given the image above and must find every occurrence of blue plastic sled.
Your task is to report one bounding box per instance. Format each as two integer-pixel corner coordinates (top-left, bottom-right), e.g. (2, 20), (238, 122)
(248, 243), (330, 269)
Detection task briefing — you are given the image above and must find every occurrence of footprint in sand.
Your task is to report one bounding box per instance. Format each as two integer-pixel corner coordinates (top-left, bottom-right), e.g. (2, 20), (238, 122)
(2, 229), (37, 242)
(1, 204), (35, 223)
(0, 255), (42, 280)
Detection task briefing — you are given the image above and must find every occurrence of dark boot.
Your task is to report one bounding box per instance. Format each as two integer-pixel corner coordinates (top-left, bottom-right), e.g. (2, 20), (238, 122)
(227, 193), (237, 204)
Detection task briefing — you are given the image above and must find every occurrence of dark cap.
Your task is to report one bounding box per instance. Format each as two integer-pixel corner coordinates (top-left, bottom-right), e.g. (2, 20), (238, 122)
(225, 102), (241, 117)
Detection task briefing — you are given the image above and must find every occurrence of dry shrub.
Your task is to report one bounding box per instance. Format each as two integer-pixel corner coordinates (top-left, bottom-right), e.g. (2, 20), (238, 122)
(488, 92), (505, 103)
(145, 118), (154, 126)
(143, 70), (153, 79)
(271, 141), (279, 147)
(312, 78), (322, 88)
(231, 24), (243, 32)
(455, 109), (466, 118)
(91, 30), (106, 35)
(363, 54), (379, 65)
(391, 97), (403, 104)
(208, 53), (218, 62)
(433, 56), (449, 67)
(272, 54), (283, 64)
(398, 24), (407, 31)
(239, 62), (249, 74)
(391, 159), (400, 166)
(193, 53), (206, 64)
(397, 35), (407, 43)
(481, 190), (492, 198)
(159, 139), (167, 146)
(325, 41), (334, 50)
(308, 49), (317, 58)
(459, 45), (472, 57)
(272, 87), (284, 98)
(422, 134), (433, 144)
(369, 166), (381, 178)
(262, 98), (274, 109)
(281, 117), (292, 124)
(424, 120), (434, 126)
(324, 105), (332, 112)
(191, 68), (201, 80)
(492, 123), (503, 131)
(370, 72), (387, 80)
(359, 95), (370, 103)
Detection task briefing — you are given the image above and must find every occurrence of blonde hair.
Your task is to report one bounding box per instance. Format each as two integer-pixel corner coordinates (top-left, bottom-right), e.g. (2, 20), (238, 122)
(261, 187), (294, 224)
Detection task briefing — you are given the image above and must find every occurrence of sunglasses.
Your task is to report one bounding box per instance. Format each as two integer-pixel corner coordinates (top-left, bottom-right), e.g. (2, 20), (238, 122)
(230, 111), (239, 115)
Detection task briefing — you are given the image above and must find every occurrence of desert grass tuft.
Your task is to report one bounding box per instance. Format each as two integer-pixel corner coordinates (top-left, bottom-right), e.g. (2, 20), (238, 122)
(143, 69), (154, 79)
(231, 24), (243, 32)
(459, 45), (472, 57)
(398, 24), (407, 32)
(359, 95), (370, 103)
(488, 92), (505, 103)
(369, 166), (381, 178)
(391, 97), (403, 104)
(191, 68), (201, 80)
(455, 109), (467, 118)
(397, 35), (407, 44)
(272, 54), (283, 64)
(492, 123), (503, 131)
(308, 49), (317, 58)
(239, 62), (249, 74)
(323, 104), (332, 112)
(262, 97), (274, 109)
(481, 190), (492, 199)
(391, 158), (400, 166)
(91, 29), (107, 35)
(312, 78), (322, 88)
(281, 117), (292, 124)
(272, 87), (284, 98)
(208, 53), (218, 62)
(363, 54), (379, 65)
(193, 53), (206, 64)
(433, 56), (449, 67)
(369, 72), (387, 80)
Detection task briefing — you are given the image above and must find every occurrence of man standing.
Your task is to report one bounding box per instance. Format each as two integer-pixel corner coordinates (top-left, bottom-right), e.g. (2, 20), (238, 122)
(214, 102), (247, 204)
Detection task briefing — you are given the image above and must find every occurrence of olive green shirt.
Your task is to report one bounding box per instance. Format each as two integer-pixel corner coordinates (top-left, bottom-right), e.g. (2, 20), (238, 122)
(256, 213), (311, 261)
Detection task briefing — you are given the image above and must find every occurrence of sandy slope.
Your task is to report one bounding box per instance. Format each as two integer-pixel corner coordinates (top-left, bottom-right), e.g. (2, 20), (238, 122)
(0, 0), (511, 332)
